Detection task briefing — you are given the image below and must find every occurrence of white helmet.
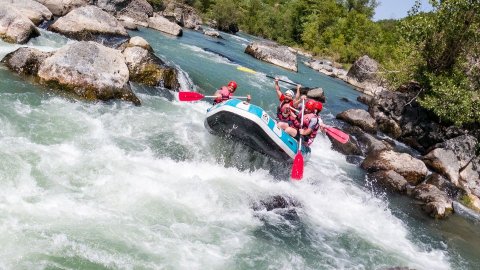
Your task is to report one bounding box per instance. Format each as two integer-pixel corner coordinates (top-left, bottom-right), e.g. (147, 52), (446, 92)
(285, 90), (294, 97)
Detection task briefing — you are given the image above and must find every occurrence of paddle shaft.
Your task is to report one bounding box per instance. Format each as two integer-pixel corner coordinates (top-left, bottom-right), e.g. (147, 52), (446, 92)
(266, 75), (298, 86)
(202, 95), (248, 99)
(298, 100), (305, 151)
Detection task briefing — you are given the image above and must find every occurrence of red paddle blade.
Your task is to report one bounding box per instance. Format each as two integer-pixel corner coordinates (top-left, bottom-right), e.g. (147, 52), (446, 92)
(291, 152), (304, 180)
(179, 91), (205, 101)
(325, 127), (349, 144)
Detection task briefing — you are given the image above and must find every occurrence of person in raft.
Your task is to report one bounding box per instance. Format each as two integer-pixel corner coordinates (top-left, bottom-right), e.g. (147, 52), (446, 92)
(284, 98), (328, 146)
(274, 78), (301, 129)
(213, 81), (251, 105)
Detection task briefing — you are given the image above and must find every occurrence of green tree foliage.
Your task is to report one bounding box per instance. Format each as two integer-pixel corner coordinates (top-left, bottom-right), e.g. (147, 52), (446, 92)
(398, 0), (480, 125)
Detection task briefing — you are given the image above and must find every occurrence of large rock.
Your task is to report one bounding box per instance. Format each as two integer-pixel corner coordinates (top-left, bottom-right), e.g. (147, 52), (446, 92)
(161, 1), (202, 29)
(245, 42), (297, 72)
(148, 14), (182, 36)
(336, 109), (377, 133)
(48, 5), (128, 43)
(116, 0), (153, 27)
(37, 41), (140, 105)
(412, 183), (453, 219)
(127, 36), (151, 51)
(35, 0), (89, 16)
(361, 150), (428, 184)
(122, 46), (179, 89)
(0, 6), (40, 44)
(347, 55), (379, 83)
(425, 173), (462, 199)
(423, 148), (461, 186)
(0, 0), (52, 25)
(2, 47), (52, 75)
(369, 170), (408, 193)
(351, 127), (393, 155)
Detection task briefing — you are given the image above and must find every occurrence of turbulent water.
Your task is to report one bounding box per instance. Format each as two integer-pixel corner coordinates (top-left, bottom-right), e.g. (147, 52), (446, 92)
(0, 27), (479, 270)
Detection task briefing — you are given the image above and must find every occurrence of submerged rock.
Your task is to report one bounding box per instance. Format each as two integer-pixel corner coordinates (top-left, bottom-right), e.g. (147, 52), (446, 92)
(37, 41), (140, 105)
(0, 6), (40, 44)
(148, 14), (183, 36)
(245, 42), (297, 72)
(122, 46), (179, 89)
(2, 47), (52, 75)
(48, 5), (129, 44)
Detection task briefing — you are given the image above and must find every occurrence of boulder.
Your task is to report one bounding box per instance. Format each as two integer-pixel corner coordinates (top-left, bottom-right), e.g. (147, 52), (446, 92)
(423, 148), (461, 186)
(94, 0), (131, 13)
(116, 0), (153, 27)
(148, 14), (182, 36)
(412, 183), (453, 218)
(48, 5), (128, 44)
(347, 55), (379, 83)
(305, 88), (325, 102)
(35, 0), (89, 16)
(128, 36), (151, 51)
(161, 1), (202, 29)
(204, 30), (221, 38)
(361, 150), (428, 184)
(336, 109), (377, 133)
(328, 132), (362, 156)
(0, 0), (52, 25)
(369, 170), (408, 193)
(122, 46), (179, 89)
(0, 6), (40, 44)
(353, 129), (393, 155)
(118, 16), (138, 30)
(2, 47), (52, 75)
(425, 173), (462, 199)
(245, 42), (297, 72)
(37, 41), (140, 105)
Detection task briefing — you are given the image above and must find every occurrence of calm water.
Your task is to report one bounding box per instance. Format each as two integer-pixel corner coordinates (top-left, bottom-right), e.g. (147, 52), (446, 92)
(0, 27), (478, 269)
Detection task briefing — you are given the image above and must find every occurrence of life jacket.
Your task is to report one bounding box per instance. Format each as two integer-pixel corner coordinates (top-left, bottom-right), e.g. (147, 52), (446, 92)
(294, 112), (319, 146)
(213, 86), (232, 104)
(277, 103), (296, 126)
(276, 97), (294, 121)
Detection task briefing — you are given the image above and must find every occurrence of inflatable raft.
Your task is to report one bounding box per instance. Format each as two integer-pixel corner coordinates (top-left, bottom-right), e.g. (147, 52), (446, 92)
(204, 99), (310, 161)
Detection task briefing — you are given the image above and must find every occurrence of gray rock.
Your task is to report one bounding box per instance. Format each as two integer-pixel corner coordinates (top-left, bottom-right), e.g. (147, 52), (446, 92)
(423, 148), (461, 186)
(355, 130), (393, 155)
(49, 5), (128, 42)
(369, 170), (408, 193)
(148, 14), (182, 36)
(0, 0), (52, 25)
(122, 46), (179, 90)
(128, 36), (151, 51)
(336, 109), (377, 133)
(0, 6), (40, 44)
(204, 30), (221, 38)
(94, 0), (130, 13)
(35, 0), (89, 16)
(161, 1), (202, 29)
(305, 88), (325, 101)
(347, 55), (378, 83)
(425, 173), (462, 198)
(245, 42), (297, 72)
(37, 41), (139, 105)
(2, 47), (52, 75)
(412, 183), (453, 218)
(116, 0), (153, 27)
(362, 150), (428, 184)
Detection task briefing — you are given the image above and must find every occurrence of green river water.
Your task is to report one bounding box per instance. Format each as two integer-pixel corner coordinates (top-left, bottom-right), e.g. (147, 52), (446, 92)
(0, 27), (479, 269)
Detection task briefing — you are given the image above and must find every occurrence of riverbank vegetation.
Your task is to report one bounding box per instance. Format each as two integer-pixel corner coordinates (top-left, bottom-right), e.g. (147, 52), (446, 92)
(148, 0), (479, 127)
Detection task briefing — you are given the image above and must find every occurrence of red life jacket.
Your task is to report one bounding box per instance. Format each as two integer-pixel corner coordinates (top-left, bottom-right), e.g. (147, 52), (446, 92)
(213, 86), (232, 104)
(276, 96), (294, 120)
(277, 103), (296, 125)
(294, 113), (319, 146)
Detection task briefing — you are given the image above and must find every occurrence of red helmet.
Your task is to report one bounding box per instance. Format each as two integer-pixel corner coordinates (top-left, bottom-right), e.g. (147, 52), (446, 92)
(315, 101), (323, 112)
(228, 81), (237, 90)
(305, 99), (316, 111)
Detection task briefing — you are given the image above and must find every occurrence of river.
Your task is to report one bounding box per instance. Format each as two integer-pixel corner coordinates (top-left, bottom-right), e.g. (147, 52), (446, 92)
(0, 27), (478, 269)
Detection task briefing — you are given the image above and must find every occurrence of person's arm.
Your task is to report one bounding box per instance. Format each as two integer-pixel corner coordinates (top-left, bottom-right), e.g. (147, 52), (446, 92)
(214, 89), (222, 100)
(295, 84), (301, 100)
(293, 95), (306, 108)
(246, 94), (251, 103)
(317, 116), (330, 131)
(274, 78), (282, 99)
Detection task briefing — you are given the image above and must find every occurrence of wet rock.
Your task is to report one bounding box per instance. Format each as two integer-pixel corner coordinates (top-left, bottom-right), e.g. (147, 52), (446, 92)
(0, 6), (40, 44)
(118, 16), (138, 30)
(369, 170), (408, 193)
(127, 36), (151, 51)
(2, 47), (52, 75)
(204, 30), (221, 38)
(148, 13), (182, 36)
(347, 126), (392, 155)
(252, 195), (301, 220)
(362, 150), (428, 184)
(328, 131), (362, 156)
(423, 148), (461, 186)
(49, 5), (129, 44)
(336, 109), (377, 134)
(425, 173), (462, 199)
(459, 193), (480, 212)
(122, 46), (179, 89)
(357, 95), (373, 105)
(412, 183), (453, 218)
(0, 0), (52, 26)
(37, 41), (140, 105)
(347, 55), (378, 83)
(305, 87), (325, 102)
(35, 0), (89, 16)
(245, 42), (297, 72)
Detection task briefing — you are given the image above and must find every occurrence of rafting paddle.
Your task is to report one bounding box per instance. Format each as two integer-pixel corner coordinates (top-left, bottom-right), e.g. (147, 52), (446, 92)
(291, 99), (305, 180)
(179, 91), (248, 102)
(236, 66), (299, 86)
(325, 127), (349, 144)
